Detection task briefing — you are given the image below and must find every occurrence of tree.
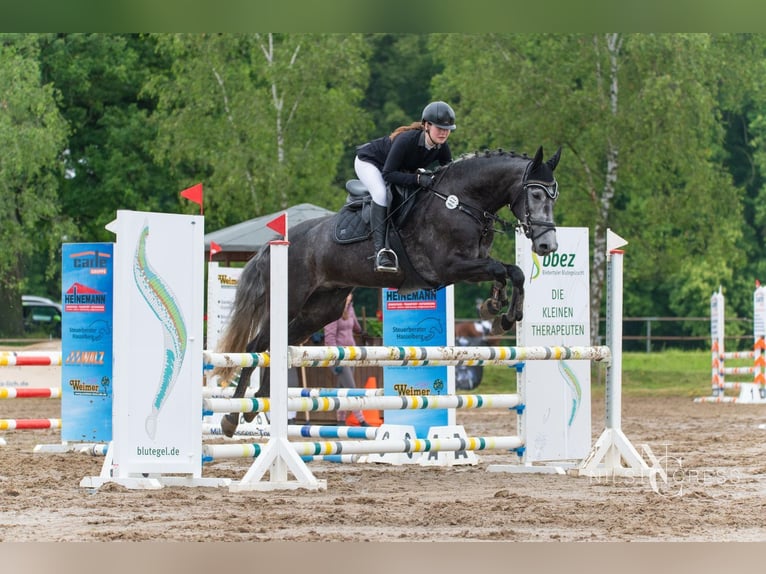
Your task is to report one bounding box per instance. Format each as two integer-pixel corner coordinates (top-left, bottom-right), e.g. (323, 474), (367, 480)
(38, 33), (179, 244)
(0, 34), (70, 336)
(433, 33), (747, 343)
(146, 33), (372, 231)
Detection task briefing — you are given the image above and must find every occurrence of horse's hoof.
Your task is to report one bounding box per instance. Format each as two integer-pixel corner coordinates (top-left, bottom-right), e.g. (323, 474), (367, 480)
(243, 412), (257, 423)
(221, 413), (238, 438)
(490, 316), (507, 335)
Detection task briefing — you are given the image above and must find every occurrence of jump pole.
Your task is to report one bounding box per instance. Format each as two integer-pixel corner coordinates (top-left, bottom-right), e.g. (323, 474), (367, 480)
(574, 229), (651, 478)
(229, 219), (326, 492)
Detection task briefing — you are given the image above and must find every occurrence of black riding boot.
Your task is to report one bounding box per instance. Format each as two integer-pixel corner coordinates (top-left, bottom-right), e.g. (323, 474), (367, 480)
(371, 202), (398, 272)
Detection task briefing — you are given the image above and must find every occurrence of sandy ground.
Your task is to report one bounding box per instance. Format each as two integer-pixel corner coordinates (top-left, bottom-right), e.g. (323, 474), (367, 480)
(2, 341), (766, 543)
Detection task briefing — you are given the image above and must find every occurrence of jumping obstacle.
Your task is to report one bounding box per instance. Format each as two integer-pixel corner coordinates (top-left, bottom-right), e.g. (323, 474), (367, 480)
(203, 393), (523, 415)
(81, 213), (648, 491)
(1, 351), (63, 445)
(564, 230), (652, 479)
(694, 286), (766, 404)
(203, 434), (524, 462)
(1, 418), (61, 430)
(203, 345), (610, 370)
(0, 384), (62, 447)
(0, 387), (61, 399)
(201, 423), (378, 441)
(201, 387), (384, 398)
(0, 351), (62, 366)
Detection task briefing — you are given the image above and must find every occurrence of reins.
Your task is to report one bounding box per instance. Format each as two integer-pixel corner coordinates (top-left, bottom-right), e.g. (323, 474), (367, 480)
(430, 156), (557, 239)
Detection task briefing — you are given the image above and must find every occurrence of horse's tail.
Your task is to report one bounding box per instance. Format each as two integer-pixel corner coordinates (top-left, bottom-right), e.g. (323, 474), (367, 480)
(212, 248), (271, 383)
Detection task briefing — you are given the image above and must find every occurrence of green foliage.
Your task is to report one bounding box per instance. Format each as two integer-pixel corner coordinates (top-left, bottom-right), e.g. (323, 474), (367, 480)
(6, 33), (766, 342)
(0, 34), (70, 336)
(146, 33), (372, 230)
(38, 34), (178, 244)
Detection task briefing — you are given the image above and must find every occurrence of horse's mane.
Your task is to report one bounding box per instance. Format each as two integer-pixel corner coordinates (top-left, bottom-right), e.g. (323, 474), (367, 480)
(433, 148), (531, 174)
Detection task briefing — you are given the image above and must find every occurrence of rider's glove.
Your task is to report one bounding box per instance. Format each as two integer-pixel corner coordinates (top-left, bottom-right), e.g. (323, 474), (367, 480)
(417, 172), (434, 189)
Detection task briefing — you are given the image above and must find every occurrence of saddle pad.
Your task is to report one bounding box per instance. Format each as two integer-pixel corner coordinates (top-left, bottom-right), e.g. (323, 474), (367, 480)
(333, 201), (371, 244)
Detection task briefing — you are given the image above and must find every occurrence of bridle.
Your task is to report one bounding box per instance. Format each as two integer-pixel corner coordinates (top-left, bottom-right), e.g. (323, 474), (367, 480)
(511, 160), (559, 241)
(424, 157), (558, 239)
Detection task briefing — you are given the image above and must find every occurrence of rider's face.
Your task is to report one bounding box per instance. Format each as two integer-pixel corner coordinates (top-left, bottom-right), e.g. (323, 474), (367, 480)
(426, 123), (451, 145)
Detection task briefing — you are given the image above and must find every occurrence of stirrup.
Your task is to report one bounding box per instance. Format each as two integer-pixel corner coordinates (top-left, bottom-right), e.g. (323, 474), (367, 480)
(375, 248), (399, 273)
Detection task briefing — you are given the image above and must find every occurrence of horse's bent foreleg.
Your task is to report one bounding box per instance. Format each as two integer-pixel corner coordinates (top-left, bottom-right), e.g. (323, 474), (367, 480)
(502, 264), (525, 330)
(486, 266), (525, 335)
(479, 281), (509, 320)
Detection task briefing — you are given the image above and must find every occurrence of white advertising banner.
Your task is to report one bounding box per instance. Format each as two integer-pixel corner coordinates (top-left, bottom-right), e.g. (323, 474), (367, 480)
(516, 227), (591, 463)
(109, 210), (204, 477)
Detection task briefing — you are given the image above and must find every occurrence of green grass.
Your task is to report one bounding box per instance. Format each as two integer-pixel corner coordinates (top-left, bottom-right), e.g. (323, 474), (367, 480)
(475, 350), (712, 398)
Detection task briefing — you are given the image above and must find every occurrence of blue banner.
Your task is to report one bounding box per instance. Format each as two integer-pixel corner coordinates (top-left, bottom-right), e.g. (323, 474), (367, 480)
(382, 287), (449, 437)
(61, 243), (114, 442)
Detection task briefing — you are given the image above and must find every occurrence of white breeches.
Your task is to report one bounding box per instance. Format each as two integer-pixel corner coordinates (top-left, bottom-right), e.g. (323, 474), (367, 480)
(354, 156), (388, 207)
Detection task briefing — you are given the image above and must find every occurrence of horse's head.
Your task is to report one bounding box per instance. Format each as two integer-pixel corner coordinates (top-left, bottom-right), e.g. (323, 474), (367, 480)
(511, 146), (560, 256)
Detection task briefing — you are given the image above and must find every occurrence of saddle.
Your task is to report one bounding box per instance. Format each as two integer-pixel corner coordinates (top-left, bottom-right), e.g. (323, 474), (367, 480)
(333, 180), (421, 244)
(333, 180), (438, 290)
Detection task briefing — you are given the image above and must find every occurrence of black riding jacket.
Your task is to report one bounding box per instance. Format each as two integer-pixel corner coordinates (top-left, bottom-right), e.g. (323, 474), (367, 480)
(356, 129), (452, 189)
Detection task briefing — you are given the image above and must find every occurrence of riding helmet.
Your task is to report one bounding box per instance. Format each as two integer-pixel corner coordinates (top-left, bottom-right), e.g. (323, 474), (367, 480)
(422, 101), (457, 131)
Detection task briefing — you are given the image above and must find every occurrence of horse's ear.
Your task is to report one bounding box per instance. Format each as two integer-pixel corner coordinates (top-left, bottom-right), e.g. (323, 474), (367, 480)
(532, 146), (544, 167)
(547, 146), (562, 171)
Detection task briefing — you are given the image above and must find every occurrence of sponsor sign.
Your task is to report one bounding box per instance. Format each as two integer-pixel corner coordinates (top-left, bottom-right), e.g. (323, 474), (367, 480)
(516, 227), (591, 463)
(108, 211), (204, 477)
(61, 243), (114, 442)
(382, 286), (454, 438)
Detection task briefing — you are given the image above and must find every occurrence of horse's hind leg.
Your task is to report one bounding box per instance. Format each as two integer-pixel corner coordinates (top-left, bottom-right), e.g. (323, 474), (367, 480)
(220, 365), (256, 438)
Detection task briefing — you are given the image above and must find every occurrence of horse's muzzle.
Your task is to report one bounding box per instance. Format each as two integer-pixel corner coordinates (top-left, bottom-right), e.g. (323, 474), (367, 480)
(531, 226), (558, 256)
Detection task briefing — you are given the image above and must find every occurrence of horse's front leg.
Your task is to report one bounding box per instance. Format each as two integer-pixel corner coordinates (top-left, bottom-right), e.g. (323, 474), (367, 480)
(479, 280), (509, 320)
(490, 264), (525, 334)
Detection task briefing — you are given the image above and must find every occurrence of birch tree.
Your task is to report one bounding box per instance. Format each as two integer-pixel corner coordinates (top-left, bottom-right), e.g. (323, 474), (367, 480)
(434, 33), (746, 343)
(146, 33), (371, 230)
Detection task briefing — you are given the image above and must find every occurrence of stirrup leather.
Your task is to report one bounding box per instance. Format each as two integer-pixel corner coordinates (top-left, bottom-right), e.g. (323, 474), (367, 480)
(374, 248), (399, 272)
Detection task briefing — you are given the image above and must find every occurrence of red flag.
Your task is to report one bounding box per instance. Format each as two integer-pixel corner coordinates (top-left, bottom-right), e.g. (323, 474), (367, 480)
(209, 241), (222, 261)
(266, 213), (287, 239)
(180, 183), (203, 214)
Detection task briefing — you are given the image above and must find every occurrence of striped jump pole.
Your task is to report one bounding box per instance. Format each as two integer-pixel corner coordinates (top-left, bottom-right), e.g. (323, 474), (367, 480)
(202, 387), (383, 399)
(0, 387), (61, 399)
(203, 345), (611, 370)
(203, 434), (524, 462)
(203, 393), (521, 415)
(1, 418), (61, 430)
(201, 423), (377, 441)
(0, 351), (62, 366)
